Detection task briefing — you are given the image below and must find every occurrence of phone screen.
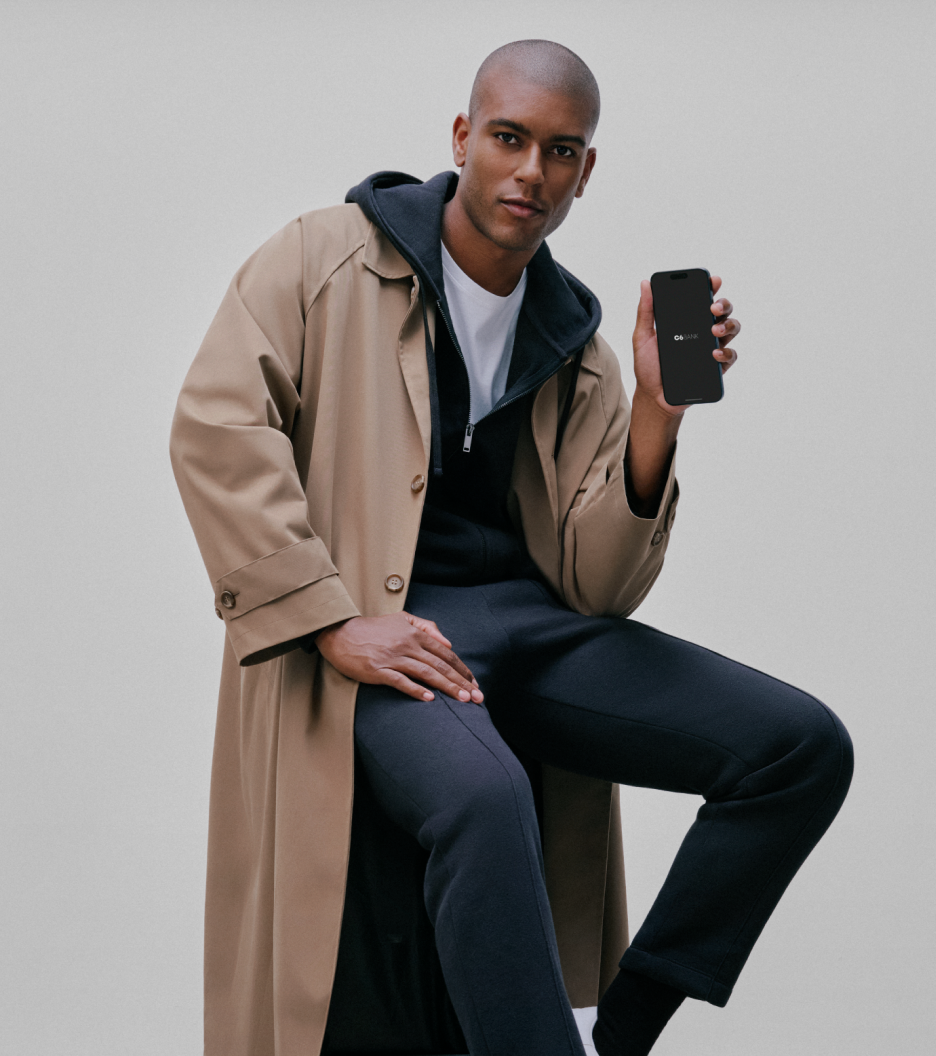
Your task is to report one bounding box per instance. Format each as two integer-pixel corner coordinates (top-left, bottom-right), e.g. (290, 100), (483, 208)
(651, 269), (723, 405)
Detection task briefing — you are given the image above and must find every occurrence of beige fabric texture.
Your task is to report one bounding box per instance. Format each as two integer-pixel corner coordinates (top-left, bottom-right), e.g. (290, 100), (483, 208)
(170, 204), (679, 1056)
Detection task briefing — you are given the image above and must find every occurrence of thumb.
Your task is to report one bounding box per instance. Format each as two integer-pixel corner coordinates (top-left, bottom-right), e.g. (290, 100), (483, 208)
(633, 279), (656, 346)
(404, 612), (452, 648)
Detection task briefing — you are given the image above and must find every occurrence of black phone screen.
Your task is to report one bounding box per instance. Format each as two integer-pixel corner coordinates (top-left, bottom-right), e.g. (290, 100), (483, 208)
(651, 269), (724, 406)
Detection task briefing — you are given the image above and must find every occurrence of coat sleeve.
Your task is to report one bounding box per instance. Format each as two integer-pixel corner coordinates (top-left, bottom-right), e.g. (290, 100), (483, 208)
(559, 337), (680, 618)
(170, 220), (361, 666)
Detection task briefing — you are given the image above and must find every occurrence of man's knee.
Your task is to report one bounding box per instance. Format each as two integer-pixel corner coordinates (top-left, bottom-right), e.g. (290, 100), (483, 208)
(744, 689), (853, 806)
(794, 695), (852, 787)
(805, 701), (854, 804)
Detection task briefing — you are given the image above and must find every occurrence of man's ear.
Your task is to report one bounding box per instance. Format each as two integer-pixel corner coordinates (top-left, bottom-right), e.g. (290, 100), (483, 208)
(575, 147), (597, 199)
(452, 112), (470, 168)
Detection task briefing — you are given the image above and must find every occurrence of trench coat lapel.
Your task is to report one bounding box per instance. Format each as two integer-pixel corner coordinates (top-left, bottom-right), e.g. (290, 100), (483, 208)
(363, 225), (432, 461)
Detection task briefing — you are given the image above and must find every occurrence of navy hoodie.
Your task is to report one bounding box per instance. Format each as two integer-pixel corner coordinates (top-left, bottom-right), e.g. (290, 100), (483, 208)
(346, 171), (602, 586)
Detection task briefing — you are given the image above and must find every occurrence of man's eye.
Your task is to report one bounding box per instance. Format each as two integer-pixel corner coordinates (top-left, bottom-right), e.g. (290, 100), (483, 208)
(553, 145), (575, 158)
(496, 132), (518, 144)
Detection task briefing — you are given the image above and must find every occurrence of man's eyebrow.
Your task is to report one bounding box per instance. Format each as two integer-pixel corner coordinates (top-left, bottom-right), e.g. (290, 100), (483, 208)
(486, 118), (587, 149)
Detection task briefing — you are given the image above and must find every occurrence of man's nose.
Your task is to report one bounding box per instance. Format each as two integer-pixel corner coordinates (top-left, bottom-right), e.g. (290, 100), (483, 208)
(514, 146), (544, 186)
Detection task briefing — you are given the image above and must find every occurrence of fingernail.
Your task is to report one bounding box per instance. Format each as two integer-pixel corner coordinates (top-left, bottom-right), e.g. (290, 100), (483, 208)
(473, 690), (485, 703)
(424, 691), (434, 701)
(458, 689), (470, 701)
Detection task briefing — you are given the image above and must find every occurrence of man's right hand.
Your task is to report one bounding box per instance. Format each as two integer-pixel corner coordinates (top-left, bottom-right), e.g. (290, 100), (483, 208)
(314, 612), (484, 704)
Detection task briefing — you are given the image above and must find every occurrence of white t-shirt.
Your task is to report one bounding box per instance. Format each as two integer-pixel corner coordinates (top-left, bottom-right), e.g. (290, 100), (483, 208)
(440, 241), (527, 424)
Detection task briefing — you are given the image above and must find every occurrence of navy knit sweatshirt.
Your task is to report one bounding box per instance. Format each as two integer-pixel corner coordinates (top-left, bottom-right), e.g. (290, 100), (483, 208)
(346, 171), (602, 586)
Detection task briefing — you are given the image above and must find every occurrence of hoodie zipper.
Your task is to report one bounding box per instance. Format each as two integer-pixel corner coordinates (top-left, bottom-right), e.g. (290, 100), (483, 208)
(435, 299), (477, 452)
(435, 297), (569, 455)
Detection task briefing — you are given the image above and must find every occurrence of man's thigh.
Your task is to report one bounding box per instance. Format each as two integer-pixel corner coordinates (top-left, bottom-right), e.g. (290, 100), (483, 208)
(476, 578), (842, 798)
(354, 678), (534, 846)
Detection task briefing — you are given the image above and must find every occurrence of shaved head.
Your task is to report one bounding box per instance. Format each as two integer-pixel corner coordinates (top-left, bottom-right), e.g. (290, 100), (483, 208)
(469, 39), (600, 138)
(443, 38), (600, 280)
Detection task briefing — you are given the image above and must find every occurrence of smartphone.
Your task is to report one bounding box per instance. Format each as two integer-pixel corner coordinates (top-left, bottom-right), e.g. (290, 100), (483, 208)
(651, 269), (724, 406)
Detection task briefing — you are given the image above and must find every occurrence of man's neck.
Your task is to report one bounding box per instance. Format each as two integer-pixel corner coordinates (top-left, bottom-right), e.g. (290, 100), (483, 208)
(441, 194), (536, 297)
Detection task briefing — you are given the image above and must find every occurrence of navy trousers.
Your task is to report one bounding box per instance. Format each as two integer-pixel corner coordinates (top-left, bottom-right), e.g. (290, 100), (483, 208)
(354, 579), (854, 1056)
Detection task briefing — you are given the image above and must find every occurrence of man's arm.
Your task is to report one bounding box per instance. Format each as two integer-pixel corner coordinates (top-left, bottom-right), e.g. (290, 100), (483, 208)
(170, 221), (363, 666)
(624, 276), (740, 517)
(533, 277), (740, 618)
(171, 220), (483, 698)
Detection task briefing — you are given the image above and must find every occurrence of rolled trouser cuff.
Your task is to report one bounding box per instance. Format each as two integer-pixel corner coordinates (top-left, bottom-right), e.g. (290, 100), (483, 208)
(619, 946), (732, 1008)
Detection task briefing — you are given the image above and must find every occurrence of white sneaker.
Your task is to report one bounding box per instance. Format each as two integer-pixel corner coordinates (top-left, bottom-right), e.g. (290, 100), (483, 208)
(573, 1006), (599, 1056)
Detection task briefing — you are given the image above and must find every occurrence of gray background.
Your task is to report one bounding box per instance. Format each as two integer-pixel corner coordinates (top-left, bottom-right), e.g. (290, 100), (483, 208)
(1, 1), (933, 1053)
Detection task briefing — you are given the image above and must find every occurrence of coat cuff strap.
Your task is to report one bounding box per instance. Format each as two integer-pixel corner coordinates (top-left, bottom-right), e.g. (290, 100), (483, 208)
(213, 538), (361, 666)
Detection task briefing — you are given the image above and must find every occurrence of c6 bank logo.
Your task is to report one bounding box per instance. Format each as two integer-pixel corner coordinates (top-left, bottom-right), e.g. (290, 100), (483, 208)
(673, 333), (698, 341)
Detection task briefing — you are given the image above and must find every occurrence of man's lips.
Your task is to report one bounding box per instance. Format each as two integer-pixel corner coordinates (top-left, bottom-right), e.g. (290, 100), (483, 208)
(500, 197), (544, 220)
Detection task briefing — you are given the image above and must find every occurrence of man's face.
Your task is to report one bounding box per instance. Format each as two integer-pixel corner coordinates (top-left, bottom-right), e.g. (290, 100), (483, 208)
(453, 73), (597, 253)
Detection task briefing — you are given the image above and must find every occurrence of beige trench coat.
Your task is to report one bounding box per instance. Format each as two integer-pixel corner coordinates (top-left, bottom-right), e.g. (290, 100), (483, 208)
(170, 203), (679, 1056)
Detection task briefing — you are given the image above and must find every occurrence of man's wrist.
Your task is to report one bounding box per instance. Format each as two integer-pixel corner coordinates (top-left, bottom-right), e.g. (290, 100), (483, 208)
(300, 621), (349, 655)
(632, 385), (685, 426)
(625, 388), (681, 518)
(314, 618), (352, 643)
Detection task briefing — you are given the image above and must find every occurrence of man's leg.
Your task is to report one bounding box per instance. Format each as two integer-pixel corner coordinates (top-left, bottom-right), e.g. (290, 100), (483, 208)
(477, 579), (853, 1045)
(354, 582), (586, 1056)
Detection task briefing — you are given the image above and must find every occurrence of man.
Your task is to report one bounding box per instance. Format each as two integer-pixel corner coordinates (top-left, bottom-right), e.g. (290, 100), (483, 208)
(171, 39), (853, 1056)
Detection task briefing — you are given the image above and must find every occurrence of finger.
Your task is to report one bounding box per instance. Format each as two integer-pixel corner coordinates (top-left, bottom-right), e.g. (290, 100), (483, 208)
(398, 655), (481, 703)
(416, 632), (479, 687)
(712, 318), (741, 342)
(405, 613), (452, 648)
(633, 279), (655, 346)
(713, 346), (738, 372)
(381, 668), (437, 702)
(710, 275), (723, 295)
(413, 647), (485, 701)
(711, 297), (733, 319)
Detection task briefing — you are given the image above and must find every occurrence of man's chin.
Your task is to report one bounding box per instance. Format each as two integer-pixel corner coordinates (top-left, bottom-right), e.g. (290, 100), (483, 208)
(463, 196), (547, 253)
(484, 222), (545, 254)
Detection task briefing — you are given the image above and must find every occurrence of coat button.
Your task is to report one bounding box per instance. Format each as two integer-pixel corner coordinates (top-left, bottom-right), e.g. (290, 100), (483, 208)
(215, 608), (223, 620)
(385, 574), (405, 593)
(411, 475), (426, 492)
(651, 531), (665, 546)
(220, 590), (236, 609)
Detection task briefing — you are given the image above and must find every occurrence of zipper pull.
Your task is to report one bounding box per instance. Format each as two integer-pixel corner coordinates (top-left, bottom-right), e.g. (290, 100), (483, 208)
(463, 423), (474, 452)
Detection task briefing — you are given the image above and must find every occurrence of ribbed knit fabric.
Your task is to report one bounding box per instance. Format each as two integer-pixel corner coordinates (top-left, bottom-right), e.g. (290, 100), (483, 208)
(593, 969), (686, 1056)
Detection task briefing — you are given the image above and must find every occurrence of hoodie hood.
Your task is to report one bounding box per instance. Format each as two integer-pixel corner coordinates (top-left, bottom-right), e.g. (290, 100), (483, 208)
(346, 170), (601, 360)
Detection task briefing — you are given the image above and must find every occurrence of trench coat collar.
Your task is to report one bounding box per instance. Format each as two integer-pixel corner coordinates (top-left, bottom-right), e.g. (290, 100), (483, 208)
(362, 224), (414, 281)
(347, 170), (602, 363)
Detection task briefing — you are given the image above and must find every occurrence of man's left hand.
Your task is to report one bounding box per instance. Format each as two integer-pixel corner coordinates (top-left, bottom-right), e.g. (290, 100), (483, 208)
(632, 275), (741, 416)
